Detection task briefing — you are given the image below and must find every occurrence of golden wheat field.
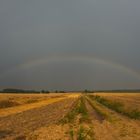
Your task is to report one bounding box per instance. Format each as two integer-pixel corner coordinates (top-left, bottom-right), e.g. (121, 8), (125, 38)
(0, 93), (140, 140)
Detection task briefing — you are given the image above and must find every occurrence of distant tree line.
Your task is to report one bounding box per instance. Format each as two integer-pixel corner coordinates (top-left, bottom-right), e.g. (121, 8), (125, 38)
(83, 89), (95, 93)
(54, 90), (66, 93)
(0, 88), (67, 94)
(95, 89), (140, 93)
(41, 90), (50, 93)
(0, 88), (40, 93)
(1, 88), (139, 94)
(82, 89), (140, 93)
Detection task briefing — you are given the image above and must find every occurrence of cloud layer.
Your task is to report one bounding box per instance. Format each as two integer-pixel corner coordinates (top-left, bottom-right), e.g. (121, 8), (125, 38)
(0, 0), (140, 90)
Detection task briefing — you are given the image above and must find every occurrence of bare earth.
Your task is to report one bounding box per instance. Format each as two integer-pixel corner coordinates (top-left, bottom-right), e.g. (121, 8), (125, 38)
(0, 93), (140, 140)
(0, 94), (79, 140)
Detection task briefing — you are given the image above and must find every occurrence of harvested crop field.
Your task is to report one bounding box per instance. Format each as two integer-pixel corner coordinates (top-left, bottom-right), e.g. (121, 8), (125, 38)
(0, 93), (140, 140)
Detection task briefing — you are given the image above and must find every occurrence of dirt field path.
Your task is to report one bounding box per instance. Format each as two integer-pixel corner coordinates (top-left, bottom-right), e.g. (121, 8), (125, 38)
(84, 97), (119, 140)
(0, 98), (78, 140)
(85, 96), (140, 140)
(85, 99), (103, 122)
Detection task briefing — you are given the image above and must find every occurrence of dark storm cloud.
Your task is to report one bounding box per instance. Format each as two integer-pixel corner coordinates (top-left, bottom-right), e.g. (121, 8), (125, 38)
(0, 0), (140, 90)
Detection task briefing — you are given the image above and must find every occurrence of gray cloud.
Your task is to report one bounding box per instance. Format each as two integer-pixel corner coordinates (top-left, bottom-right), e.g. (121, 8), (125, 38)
(0, 0), (140, 90)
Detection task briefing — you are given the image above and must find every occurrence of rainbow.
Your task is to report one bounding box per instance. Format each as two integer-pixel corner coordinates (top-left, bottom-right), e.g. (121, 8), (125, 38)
(0, 53), (140, 80)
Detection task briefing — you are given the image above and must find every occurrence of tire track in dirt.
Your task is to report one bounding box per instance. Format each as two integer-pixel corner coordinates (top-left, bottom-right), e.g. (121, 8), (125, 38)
(95, 102), (140, 140)
(85, 99), (103, 122)
(0, 98), (78, 140)
(85, 96), (120, 140)
(86, 96), (140, 140)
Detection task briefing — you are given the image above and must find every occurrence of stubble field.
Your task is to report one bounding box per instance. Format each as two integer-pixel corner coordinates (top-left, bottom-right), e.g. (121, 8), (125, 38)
(0, 93), (140, 140)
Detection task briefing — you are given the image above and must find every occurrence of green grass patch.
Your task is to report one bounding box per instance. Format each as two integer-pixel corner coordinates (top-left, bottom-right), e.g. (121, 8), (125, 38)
(77, 97), (89, 122)
(77, 125), (95, 140)
(60, 96), (90, 124)
(77, 126), (85, 140)
(69, 128), (74, 140)
(59, 100), (79, 124)
(89, 95), (140, 119)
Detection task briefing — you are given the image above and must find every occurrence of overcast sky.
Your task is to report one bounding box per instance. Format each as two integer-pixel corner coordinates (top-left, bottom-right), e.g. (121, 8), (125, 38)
(0, 0), (140, 91)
